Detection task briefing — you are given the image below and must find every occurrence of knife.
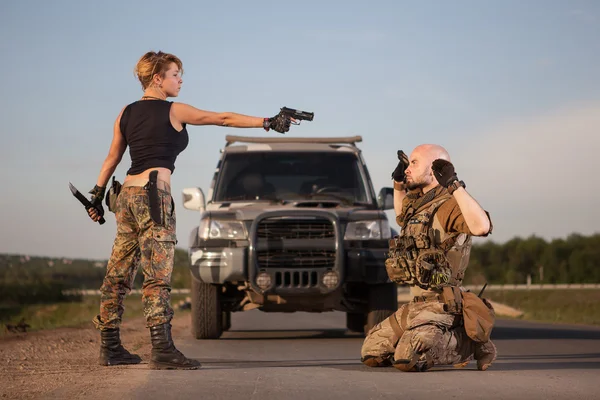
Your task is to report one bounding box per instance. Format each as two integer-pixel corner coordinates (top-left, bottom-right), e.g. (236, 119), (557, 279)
(69, 182), (105, 225)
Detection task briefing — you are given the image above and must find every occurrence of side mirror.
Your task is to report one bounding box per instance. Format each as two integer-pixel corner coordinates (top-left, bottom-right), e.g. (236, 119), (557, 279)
(182, 187), (206, 213)
(377, 187), (394, 210)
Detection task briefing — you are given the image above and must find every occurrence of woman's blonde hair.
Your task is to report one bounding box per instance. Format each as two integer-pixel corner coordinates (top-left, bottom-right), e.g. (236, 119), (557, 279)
(134, 51), (183, 90)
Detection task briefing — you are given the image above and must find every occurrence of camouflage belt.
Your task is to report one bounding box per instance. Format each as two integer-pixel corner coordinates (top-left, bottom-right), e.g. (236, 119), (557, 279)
(412, 294), (442, 303)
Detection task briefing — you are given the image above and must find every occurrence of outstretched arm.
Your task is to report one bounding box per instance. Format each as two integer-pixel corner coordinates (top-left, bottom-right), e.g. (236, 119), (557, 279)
(171, 103), (291, 133)
(172, 103), (264, 128)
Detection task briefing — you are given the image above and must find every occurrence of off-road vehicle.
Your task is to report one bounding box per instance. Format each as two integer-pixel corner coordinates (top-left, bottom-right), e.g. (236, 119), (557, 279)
(182, 135), (397, 339)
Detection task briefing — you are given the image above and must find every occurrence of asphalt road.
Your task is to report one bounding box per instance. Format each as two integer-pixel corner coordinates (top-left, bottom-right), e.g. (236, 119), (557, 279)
(89, 310), (600, 400)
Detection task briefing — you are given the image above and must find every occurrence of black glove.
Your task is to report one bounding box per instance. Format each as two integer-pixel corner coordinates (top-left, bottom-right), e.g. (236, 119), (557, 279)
(264, 111), (291, 134)
(88, 185), (106, 217)
(431, 159), (458, 187)
(391, 150), (409, 182)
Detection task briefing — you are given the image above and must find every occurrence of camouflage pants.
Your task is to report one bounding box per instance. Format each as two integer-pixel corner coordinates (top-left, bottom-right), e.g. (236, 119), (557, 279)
(93, 186), (176, 330)
(361, 301), (475, 370)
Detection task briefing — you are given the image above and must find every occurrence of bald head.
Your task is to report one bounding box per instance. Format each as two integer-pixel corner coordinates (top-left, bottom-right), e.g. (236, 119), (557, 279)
(412, 144), (451, 165)
(405, 144), (451, 191)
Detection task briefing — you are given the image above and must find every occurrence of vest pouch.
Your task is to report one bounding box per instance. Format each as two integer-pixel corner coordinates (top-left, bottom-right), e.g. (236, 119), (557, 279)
(461, 291), (495, 343)
(414, 234), (430, 249)
(385, 254), (411, 283)
(415, 250), (452, 289)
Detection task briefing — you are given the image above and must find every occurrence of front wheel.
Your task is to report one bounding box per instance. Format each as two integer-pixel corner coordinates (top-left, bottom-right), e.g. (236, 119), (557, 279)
(222, 311), (231, 331)
(346, 312), (366, 333)
(190, 273), (223, 339)
(365, 283), (398, 334)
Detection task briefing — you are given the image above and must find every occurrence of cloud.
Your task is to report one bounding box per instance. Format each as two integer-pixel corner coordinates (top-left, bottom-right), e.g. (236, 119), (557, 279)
(452, 103), (600, 243)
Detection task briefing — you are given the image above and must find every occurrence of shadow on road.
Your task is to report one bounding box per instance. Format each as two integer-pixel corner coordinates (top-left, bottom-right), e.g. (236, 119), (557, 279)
(185, 358), (364, 371)
(221, 328), (364, 340)
(492, 326), (600, 340)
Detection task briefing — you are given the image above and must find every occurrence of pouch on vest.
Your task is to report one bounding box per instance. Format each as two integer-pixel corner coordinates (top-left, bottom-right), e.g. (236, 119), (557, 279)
(461, 291), (495, 343)
(105, 176), (122, 213)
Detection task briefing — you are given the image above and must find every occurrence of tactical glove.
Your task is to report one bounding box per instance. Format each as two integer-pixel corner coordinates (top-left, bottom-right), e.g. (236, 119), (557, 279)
(89, 185), (106, 217)
(391, 150), (409, 182)
(431, 159), (458, 188)
(263, 111), (291, 134)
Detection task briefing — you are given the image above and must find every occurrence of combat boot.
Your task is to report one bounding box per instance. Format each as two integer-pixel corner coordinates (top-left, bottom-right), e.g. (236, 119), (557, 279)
(361, 355), (393, 368)
(474, 339), (497, 371)
(149, 323), (201, 370)
(99, 328), (142, 366)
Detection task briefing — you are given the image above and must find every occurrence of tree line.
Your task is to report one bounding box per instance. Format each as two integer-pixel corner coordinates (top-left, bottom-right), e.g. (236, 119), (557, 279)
(1, 232), (599, 303)
(464, 233), (600, 285)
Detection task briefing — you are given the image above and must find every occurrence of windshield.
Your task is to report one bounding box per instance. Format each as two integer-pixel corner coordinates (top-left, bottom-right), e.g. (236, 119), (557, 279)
(214, 151), (370, 204)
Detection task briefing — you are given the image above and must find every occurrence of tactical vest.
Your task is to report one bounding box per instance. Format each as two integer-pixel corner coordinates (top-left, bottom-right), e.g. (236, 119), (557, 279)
(385, 187), (472, 290)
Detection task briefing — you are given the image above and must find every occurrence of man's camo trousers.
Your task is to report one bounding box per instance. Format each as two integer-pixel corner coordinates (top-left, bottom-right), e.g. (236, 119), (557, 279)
(361, 300), (475, 370)
(93, 186), (176, 331)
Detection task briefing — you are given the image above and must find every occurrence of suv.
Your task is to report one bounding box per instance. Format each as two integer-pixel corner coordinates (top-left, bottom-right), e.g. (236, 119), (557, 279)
(182, 135), (397, 339)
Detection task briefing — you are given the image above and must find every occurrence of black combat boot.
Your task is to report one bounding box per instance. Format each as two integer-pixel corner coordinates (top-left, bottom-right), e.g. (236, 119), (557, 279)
(474, 339), (497, 371)
(149, 323), (201, 370)
(99, 328), (142, 366)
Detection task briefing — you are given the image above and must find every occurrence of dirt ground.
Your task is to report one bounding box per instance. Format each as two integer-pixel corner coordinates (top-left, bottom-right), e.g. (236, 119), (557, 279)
(0, 315), (190, 399)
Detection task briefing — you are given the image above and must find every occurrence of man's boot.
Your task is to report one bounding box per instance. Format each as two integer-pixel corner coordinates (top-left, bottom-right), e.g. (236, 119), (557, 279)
(149, 323), (201, 370)
(361, 355), (393, 368)
(474, 340), (497, 371)
(99, 328), (142, 366)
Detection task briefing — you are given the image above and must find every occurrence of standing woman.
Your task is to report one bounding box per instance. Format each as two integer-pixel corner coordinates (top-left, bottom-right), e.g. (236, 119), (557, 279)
(87, 51), (292, 370)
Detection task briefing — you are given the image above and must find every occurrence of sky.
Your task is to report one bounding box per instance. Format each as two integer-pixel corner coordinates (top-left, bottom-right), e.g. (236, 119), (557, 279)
(0, 0), (598, 260)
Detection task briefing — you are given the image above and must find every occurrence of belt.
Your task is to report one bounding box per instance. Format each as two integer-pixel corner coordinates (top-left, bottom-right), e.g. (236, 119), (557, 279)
(412, 294), (442, 303)
(122, 178), (171, 192)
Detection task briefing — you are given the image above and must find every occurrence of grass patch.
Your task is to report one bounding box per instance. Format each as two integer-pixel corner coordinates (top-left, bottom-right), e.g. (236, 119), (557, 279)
(486, 289), (600, 326)
(0, 294), (190, 338)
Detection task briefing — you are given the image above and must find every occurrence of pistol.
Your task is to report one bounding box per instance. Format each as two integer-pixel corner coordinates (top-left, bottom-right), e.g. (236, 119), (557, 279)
(281, 107), (314, 123)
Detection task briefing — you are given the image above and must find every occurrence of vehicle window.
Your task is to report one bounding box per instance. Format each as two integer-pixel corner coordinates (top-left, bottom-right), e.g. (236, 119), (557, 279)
(214, 152), (369, 203)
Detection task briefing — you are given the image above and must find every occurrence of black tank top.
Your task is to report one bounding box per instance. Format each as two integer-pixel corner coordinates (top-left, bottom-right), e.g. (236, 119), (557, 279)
(120, 100), (189, 175)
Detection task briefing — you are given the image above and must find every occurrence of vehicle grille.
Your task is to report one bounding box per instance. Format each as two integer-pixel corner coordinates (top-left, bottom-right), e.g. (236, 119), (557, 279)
(275, 270), (319, 288)
(257, 250), (335, 269)
(257, 218), (334, 239)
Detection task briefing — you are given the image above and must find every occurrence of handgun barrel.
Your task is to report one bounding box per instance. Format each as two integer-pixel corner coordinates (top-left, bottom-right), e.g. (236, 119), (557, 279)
(281, 106), (314, 121)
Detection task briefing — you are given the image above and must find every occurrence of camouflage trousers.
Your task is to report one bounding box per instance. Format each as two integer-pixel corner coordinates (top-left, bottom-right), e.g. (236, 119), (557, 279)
(93, 186), (176, 331)
(361, 300), (475, 370)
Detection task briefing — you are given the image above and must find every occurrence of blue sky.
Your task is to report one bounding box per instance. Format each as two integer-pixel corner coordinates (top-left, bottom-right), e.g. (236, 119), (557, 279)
(1, 0), (598, 259)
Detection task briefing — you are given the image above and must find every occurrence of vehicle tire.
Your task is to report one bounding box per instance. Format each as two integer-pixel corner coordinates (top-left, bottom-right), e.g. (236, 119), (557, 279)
(191, 274), (223, 339)
(222, 311), (231, 331)
(346, 312), (366, 333)
(365, 283), (398, 335)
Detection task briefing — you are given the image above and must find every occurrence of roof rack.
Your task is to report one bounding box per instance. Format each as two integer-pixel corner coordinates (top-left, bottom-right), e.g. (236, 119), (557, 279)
(225, 135), (363, 146)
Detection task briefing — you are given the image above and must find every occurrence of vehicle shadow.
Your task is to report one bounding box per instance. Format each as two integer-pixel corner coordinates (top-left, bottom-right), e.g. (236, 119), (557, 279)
(220, 328), (364, 340)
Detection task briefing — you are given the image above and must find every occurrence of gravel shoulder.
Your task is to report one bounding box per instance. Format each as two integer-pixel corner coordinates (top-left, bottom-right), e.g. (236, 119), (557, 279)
(0, 314), (190, 399)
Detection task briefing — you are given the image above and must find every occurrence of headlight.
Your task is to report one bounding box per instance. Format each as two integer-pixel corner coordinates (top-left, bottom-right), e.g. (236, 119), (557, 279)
(199, 218), (247, 240)
(345, 220), (391, 240)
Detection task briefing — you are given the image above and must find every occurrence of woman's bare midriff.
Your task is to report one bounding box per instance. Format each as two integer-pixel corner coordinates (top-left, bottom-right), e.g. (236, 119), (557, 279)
(124, 167), (172, 187)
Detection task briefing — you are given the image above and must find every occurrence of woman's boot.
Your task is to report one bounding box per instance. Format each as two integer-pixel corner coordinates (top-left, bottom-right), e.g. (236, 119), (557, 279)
(99, 328), (142, 366)
(149, 323), (201, 370)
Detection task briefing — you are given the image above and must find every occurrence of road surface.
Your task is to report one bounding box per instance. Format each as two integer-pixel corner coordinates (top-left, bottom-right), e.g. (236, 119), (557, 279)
(47, 310), (600, 400)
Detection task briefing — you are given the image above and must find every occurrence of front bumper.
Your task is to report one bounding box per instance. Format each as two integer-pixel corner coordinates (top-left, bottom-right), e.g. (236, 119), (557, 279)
(188, 244), (390, 287)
